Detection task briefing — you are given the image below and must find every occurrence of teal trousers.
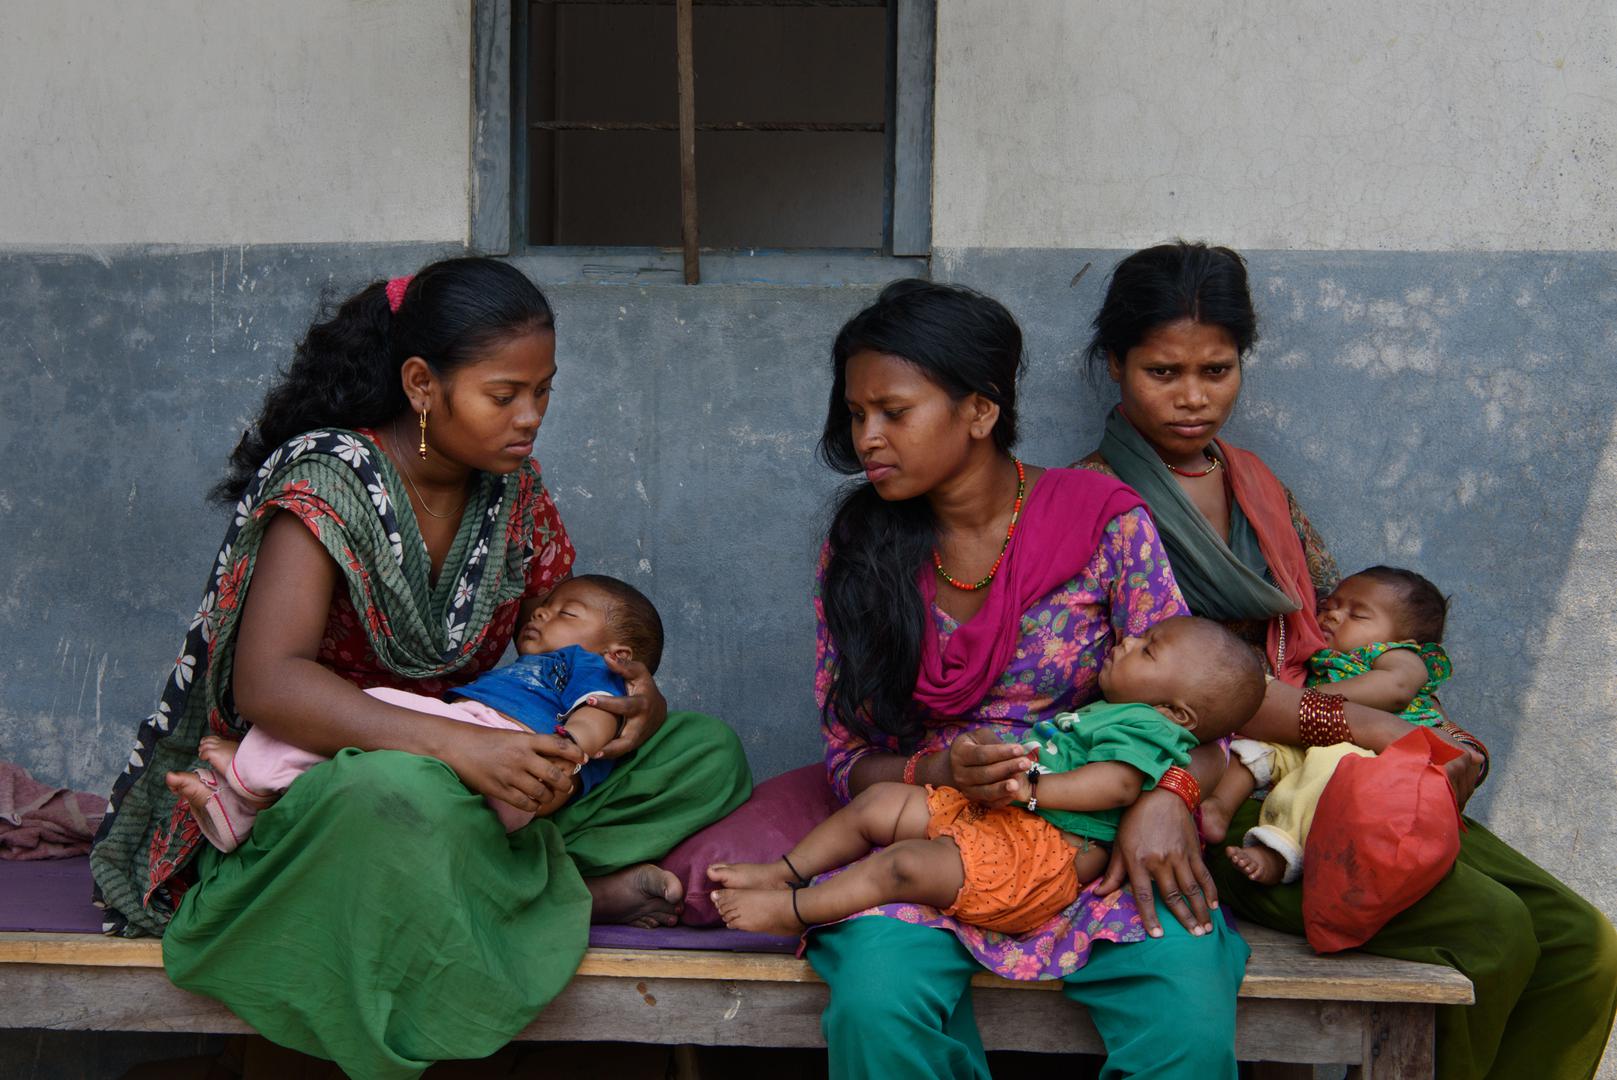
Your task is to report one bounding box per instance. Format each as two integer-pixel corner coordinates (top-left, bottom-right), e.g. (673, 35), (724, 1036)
(805, 895), (1249, 1079)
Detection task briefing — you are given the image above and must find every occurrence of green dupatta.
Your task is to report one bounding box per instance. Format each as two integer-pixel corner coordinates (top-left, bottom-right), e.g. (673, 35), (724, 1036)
(90, 428), (542, 936)
(1098, 407), (1297, 623)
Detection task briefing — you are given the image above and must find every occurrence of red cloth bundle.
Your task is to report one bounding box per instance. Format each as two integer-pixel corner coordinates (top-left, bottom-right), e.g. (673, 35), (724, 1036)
(1302, 727), (1464, 953)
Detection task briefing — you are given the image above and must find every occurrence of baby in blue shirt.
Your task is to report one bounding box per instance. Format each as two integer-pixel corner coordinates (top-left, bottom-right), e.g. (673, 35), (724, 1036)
(169, 574), (664, 851)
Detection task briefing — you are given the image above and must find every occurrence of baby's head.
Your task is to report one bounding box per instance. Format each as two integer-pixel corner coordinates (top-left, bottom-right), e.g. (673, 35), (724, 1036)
(1099, 616), (1266, 743)
(516, 574), (665, 673)
(1318, 566), (1447, 653)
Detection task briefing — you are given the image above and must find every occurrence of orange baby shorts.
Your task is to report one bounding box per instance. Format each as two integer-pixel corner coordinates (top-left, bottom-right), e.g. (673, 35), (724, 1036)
(925, 785), (1080, 935)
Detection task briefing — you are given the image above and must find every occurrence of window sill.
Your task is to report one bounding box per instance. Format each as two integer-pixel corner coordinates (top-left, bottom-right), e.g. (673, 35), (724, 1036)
(505, 247), (928, 287)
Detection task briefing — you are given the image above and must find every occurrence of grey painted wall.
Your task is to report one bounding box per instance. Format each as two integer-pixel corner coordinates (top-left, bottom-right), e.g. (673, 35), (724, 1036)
(2, 243), (1613, 936)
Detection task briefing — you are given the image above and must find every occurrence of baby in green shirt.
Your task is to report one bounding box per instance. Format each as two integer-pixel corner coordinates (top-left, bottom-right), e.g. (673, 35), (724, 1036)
(708, 616), (1265, 938)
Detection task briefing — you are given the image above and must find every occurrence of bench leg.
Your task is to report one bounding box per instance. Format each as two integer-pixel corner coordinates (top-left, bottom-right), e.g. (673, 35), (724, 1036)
(672, 1043), (702, 1080)
(1348, 1003), (1434, 1079)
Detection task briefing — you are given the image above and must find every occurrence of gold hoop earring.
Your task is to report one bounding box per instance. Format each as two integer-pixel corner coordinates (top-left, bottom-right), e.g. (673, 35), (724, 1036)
(418, 410), (429, 460)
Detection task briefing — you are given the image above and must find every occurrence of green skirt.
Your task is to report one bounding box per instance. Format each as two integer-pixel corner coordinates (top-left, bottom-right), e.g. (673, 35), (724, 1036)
(1213, 800), (1617, 1080)
(163, 712), (751, 1080)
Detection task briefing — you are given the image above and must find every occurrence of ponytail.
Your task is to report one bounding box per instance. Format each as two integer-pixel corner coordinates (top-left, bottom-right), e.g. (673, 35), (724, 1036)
(215, 256), (554, 503)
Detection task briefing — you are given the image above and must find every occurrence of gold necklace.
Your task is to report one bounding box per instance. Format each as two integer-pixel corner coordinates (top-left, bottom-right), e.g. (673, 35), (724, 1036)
(389, 420), (465, 521)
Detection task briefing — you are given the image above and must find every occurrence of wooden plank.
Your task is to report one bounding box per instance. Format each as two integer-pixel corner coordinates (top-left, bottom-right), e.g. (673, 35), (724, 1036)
(890, 0), (934, 256)
(674, 0), (700, 284)
(0, 961), (1374, 1064)
(0, 926), (1472, 1005)
(470, 0), (513, 254)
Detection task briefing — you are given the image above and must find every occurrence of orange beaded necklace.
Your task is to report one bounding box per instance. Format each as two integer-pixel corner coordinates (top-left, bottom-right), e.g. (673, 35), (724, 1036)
(932, 457), (1026, 591)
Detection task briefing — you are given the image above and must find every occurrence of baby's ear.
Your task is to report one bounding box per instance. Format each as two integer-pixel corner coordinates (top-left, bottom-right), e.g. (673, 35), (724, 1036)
(604, 644), (634, 666)
(1155, 701), (1197, 731)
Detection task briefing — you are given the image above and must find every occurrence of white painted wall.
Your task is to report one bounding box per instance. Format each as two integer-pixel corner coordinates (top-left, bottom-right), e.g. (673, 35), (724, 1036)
(932, 0), (1617, 252)
(0, 0), (472, 246)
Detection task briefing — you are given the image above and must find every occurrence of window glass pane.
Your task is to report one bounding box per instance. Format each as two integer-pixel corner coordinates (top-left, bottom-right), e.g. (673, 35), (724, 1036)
(527, 2), (887, 250)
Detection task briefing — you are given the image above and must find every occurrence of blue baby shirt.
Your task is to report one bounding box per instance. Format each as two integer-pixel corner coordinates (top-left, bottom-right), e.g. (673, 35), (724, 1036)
(452, 644), (624, 798)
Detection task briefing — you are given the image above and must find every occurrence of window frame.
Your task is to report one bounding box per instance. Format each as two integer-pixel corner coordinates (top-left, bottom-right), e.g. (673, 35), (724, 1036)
(469, 0), (934, 284)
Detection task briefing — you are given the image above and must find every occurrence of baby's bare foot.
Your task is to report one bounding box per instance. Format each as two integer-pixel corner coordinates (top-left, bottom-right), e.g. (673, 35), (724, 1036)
(1199, 800), (1234, 844)
(165, 768), (246, 852)
(165, 770), (215, 817)
(711, 887), (805, 937)
(1225, 844), (1286, 886)
(197, 735), (238, 772)
(707, 858), (799, 891)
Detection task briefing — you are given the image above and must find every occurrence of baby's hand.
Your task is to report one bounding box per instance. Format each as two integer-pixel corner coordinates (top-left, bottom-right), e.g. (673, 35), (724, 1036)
(1012, 769), (1034, 804)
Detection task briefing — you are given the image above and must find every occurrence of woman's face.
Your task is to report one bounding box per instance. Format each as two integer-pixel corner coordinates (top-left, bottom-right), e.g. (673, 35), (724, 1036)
(421, 329), (557, 475)
(1109, 319), (1242, 467)
(844, 349), (984, 502)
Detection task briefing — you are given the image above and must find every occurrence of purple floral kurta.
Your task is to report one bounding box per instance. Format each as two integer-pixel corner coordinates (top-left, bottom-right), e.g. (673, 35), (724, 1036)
(816, 507), (1187, 980)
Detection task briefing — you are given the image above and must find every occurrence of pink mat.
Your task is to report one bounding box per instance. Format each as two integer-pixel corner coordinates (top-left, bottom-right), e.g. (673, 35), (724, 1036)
(0, 856), (799, 952)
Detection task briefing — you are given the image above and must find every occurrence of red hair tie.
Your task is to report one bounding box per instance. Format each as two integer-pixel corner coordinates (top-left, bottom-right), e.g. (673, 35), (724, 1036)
(385, 275), (413, 314)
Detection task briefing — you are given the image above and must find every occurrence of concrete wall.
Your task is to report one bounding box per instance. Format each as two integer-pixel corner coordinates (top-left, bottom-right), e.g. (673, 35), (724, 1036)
(932, 0), (1617, 251)
(0, 0), (471, 245)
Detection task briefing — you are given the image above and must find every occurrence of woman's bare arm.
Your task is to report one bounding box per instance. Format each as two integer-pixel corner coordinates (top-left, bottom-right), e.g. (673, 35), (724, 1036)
(847, 729), (1033, 803)
(1236, 678), (1411, 751)
(1239, 677), (1483, 807)
(232, 513), (583, 812)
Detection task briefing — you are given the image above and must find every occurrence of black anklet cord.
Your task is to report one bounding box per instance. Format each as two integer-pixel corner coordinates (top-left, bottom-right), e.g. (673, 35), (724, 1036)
(781, 853), (812, 888)
(791, 885), (808, 928)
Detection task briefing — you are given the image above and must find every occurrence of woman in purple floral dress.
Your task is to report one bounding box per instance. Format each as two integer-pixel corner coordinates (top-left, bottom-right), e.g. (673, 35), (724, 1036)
(804, 279), (1247, 1079)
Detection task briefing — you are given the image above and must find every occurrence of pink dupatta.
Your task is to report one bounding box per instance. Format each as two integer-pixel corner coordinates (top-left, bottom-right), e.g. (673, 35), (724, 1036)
(914, 468), (1144, 716)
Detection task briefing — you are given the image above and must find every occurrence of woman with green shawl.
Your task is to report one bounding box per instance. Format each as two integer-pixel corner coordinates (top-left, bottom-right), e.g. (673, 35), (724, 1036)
(1074, 241), (1617, 1079)
(88, 257), (751, 1079)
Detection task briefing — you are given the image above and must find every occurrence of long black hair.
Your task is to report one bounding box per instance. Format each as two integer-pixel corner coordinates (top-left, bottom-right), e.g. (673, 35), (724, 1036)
(214, 256), (555, 503)
(1085, 241), (1258, 375)
(817, 279), (1026, 749)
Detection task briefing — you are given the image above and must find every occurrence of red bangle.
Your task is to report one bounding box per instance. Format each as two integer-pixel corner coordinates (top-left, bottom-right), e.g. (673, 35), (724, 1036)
(1299, 687), (1353, 746)
(1156, 766), (1200, 814)
(902, 749), (928, 786)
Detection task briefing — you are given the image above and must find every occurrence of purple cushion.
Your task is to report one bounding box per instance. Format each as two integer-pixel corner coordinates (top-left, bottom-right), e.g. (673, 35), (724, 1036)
(587, 924), (799, 953)
(0, 856), (104, 933)
(661, 763), (840, 926)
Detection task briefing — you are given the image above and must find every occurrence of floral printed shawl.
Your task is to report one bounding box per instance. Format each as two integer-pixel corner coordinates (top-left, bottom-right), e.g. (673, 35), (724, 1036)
(89, 429), (546, 936)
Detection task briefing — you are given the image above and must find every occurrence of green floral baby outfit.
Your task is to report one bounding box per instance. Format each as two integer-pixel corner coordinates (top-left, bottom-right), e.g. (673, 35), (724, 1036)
(1307, 641), (1452, 726)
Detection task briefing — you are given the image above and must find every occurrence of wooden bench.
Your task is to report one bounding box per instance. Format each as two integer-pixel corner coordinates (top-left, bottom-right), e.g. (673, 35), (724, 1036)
(1, 923), (1471, 1076)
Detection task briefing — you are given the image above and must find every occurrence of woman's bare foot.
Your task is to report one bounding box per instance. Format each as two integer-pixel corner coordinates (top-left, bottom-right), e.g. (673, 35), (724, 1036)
(1199, 799), (1234, 844)
(1225, 843), (1286, 885)
(711, 887), (805, 937)
(587, 864), (685, 928)
(706, 858), (799, 891)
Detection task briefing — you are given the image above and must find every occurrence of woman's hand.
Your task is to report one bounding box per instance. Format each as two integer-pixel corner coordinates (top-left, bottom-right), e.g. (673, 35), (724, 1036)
(1430, 724), (1484, 810)
(942, 728), (1033, 807)
(590, 655), (669, 759)
(439, 727), (587, 813)
(1096, 787), (1218, 938)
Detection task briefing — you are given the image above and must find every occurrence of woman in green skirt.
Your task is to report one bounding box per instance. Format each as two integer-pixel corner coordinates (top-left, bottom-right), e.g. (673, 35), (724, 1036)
(89, 257), (751, 1079)
(1074, 241), (1617, 1079)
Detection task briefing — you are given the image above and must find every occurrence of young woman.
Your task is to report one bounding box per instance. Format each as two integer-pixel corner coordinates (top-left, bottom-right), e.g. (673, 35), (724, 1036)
(805, 279), (1246, 1079)
(1075, 241), (1617, 1080)
(90, 257), (750, 1078)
